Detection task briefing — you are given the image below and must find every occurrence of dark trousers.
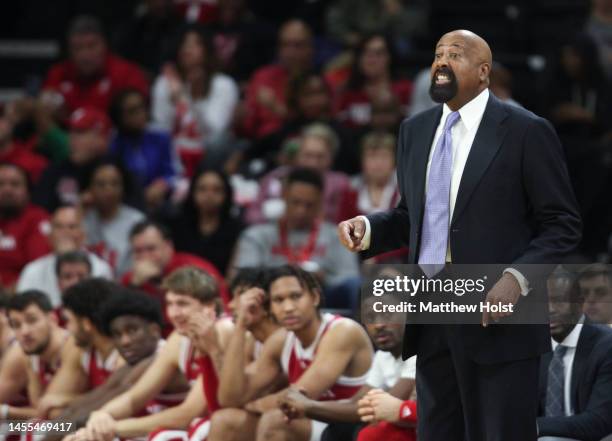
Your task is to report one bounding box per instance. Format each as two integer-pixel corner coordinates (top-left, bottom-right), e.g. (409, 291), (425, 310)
(416, 324), (540, 441)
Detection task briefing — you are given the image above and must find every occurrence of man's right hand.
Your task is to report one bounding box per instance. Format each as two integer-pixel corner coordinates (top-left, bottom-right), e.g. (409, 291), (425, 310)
(236, 288), (266, 329)
(131, 260), (162, 286)
(337, 217), (367, 252)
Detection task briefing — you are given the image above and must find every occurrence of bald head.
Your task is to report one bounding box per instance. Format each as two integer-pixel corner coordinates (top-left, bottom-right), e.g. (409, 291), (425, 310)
(430, 30), (493, 110)
(438, 30), (492, 65)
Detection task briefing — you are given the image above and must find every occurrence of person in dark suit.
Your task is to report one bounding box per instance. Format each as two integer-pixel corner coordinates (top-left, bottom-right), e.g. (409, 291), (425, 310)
(538, 267), (612, 441)
(338, 30), (582, 441)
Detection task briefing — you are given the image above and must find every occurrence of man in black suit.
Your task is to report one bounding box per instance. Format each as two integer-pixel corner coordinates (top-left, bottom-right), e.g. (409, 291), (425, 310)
(538, 267), (612, 441)
(338, 30), (582, 441)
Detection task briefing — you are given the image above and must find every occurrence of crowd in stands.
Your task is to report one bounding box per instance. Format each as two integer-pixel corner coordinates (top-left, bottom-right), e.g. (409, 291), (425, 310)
(0, 0), (610, 440)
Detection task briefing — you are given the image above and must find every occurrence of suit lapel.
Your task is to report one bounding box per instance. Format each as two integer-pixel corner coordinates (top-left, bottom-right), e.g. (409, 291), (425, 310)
(409, 106), (442, 229)
(570, 323), (597, 411)
(451, 94), (509, 225)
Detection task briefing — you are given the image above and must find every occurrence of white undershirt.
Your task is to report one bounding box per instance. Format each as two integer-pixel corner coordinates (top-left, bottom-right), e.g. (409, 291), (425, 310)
(551, 315), (585, 416)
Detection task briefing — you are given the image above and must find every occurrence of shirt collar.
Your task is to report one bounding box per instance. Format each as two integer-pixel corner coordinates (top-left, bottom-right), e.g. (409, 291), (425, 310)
(442, 88), (490, 131)
(552, 315), (585, 350)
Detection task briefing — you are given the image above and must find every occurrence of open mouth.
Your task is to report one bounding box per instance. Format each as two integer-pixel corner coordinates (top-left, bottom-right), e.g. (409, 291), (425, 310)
(434, 72), (451, 85)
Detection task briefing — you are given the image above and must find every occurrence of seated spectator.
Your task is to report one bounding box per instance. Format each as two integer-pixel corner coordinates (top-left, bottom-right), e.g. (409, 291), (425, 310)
(0, 163), (51, 290)
(210, 265), (373, 441)
(151, 25), (239, 177)
(173, 0), (219, 24)
(42, 15), (149, 114)
(83, 160), (145, 276)
(367, 92), (403, 137)
(0, 291), (14, 360)
(279, 290), (416, 441)
(122, 220), (229, 327)
(246, 71), (355, 175)
(245, 124), (353, 225)
(334, 34), (411, 129)
(83, 267), (232, 440)
(109, 88), (178, 212)
(586, 0), (612, 80)
(578, 263), (612, 326)
(240, 19), (314, 139)
(170, 168), (244, 275)
(112, 0), (182, 76)
(235, 168), (359, 308)
(37, 279), (122, 418)
(537, 266), (612, 440)
(325, 0), (427, 50)
(17, 205), (113, 308)
(0, 291), (68, 420)
(209, 0), (274, 82)
(0, 105), (48, 184)
(489, 62), (522, 108)
(345, 132), (398, 217)
(43, 289), (176, 434)
(408, 68), (435, 116)
(55, 251), (94, 294)
(33, 107), (112, 212)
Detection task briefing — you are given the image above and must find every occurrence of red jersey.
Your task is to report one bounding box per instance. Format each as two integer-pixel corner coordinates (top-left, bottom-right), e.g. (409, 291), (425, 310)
(241, 64), (289, 139)
(29, 332), (67, 389)
(334, 80), (413, 128)
(0, 205), (50, 287)
(173, 0), (218, 24)
(80, 347), (120, 388)
(178, 336), (202, 385)
(0, 143), (48, 184)
(141, 340), (188, 415)
(280, 313), (368, 401)
(43, 53), (149, 113)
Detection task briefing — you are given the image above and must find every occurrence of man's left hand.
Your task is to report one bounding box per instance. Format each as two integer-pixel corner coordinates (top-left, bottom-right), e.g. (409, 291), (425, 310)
(482, 273), (521, 327)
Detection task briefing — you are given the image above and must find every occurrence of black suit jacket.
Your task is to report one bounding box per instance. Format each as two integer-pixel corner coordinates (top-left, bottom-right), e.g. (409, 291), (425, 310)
(364, 93), (582, 363)
(537, 323), (612, 441)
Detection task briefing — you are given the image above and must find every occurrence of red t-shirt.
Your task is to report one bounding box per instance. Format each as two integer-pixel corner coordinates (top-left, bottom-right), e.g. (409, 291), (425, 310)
(43, 53), (149, 113)
(121, 252), (230, 333)
(0, 205), (51, 287)
(334, 80), (413, 128)
(0, 143), (48, 184)
(241, 64), (289, 139)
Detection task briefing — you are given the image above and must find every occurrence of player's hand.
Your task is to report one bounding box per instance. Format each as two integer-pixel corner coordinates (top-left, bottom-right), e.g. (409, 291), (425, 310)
(37, 393), (70, 418)
(187, 307), (218, 354)
(357, 394), (375, 422)
(278, 387), (311, 421)
(482, 272), (521, 327)
(337, 217), (367, 252)
(361, 389), (403, 423)
(236, 288), (266, 328)
(86, 410), (116, 441)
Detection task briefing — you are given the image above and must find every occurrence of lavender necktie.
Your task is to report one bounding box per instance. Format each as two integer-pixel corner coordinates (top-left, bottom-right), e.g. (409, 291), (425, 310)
(419, 111), (461, 271)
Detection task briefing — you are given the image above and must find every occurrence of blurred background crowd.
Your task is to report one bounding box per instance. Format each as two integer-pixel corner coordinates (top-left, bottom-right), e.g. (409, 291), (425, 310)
(0, 1), (609, 440)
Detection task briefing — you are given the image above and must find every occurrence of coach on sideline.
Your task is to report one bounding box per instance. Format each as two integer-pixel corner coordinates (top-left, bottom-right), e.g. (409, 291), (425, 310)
(338, 30), (582, 441)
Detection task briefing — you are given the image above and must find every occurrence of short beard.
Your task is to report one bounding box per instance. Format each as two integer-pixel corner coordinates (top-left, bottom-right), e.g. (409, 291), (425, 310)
(22, 336), (50, 356)
(429, 69), (459, 103)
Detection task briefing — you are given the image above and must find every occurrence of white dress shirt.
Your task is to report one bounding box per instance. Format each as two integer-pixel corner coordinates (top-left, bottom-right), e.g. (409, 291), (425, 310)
(551, 315), (585, 416)
(360, 88), (528, 294)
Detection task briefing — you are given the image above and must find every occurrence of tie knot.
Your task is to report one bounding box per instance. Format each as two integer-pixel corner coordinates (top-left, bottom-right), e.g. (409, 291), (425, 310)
(554, 344), (568, 358)
(444, 111), (461, 132)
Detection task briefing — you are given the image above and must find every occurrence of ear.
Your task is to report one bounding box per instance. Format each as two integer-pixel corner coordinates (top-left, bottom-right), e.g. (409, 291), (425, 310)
(48, 311), (59, 326)
(480, 63), (491, 83)
(149, 323), (162, 340)
(82, 317), (94, 334)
